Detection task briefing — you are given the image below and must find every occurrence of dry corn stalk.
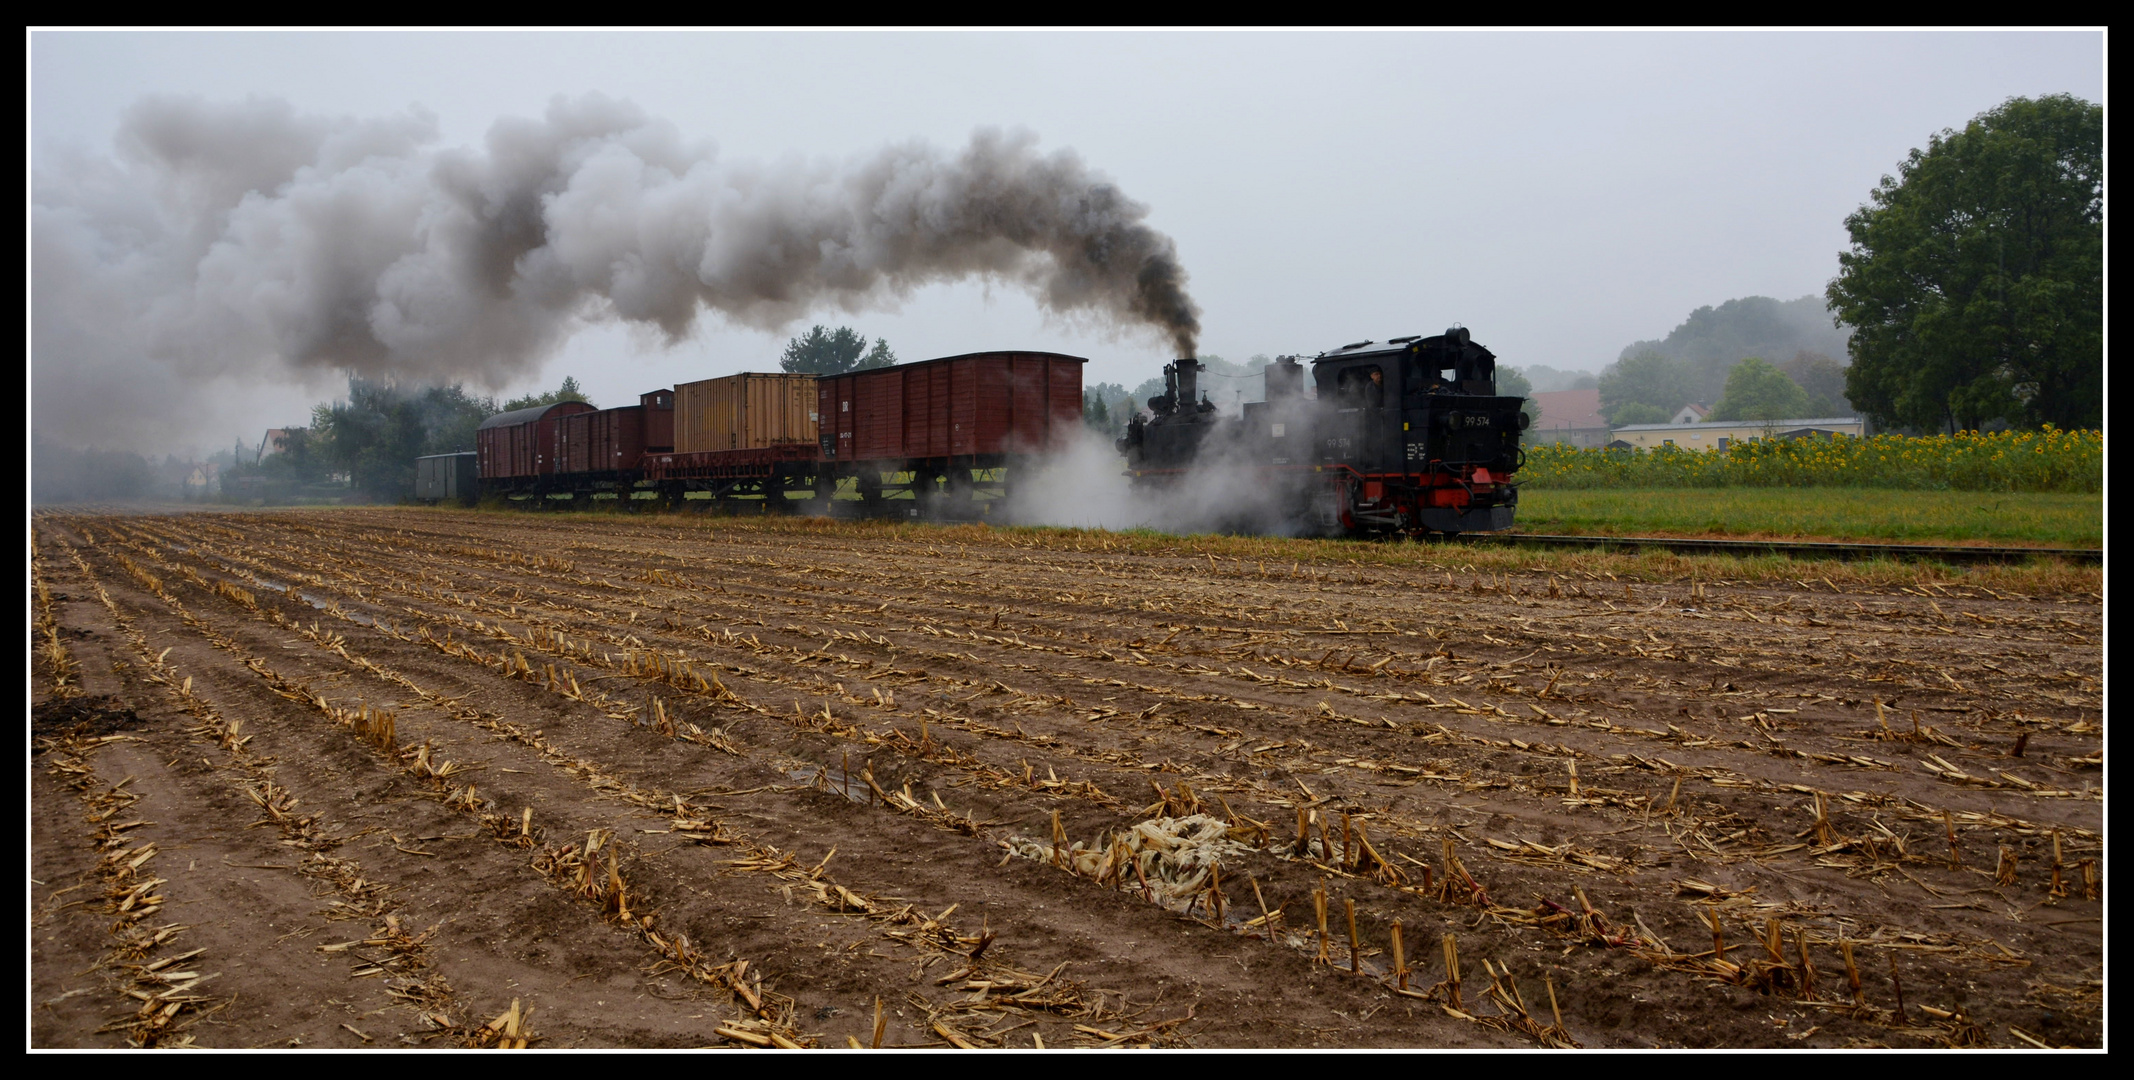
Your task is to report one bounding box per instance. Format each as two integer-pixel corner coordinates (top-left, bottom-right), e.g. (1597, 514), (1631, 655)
(1442, 933), (1462, 1009)
(2048, 832), (2068, 899)
(1391, 920), (1407, 990)
(1840, 939), (1863, 1007)
(1344, 897), (1360, 975)
(1314, 881), (1331, 963)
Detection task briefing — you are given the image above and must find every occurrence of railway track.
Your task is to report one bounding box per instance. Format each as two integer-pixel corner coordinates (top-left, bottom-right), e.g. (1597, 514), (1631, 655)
(1465, 532), (2102, 564)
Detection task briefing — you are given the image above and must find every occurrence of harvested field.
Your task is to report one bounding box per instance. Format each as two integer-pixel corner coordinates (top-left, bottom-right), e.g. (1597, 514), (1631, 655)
(30, 508), (2102, 1049)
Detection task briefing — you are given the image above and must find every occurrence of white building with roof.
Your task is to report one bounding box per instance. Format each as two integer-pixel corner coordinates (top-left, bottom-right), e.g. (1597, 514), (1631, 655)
(1609, 417), (1865, 450)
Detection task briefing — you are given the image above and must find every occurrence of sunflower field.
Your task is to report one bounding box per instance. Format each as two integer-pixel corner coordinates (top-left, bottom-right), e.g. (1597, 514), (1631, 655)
(1520, 427), (2102, 493)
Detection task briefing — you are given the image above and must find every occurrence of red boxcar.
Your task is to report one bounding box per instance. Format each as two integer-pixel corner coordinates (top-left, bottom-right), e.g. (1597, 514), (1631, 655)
(817, 351), (1084, 466)
(476, 400), (597, 485)
(591, 406), (647, 474)
(539, 403), (652, 480)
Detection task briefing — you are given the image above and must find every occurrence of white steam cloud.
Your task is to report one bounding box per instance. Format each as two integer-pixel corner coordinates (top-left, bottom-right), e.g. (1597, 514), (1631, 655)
(1007, 423), (1325, 537)
(32, 93), (1200, 450)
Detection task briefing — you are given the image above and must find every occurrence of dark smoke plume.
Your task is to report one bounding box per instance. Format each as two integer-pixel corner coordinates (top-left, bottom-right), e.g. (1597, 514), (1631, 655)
(32, 94), (1199, 449)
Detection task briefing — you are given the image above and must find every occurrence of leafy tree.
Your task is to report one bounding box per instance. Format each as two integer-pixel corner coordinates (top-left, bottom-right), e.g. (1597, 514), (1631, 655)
(1608, 403), (1670, 427)
(1130, 375), (1168, 410)
(1083, 395), (1111, 432)
(1083, 382), (1133, 437)
(218, 426), (333, 500)
(1709, 357), (1813, 422)
(1521, 364), (1599, 393)
(1495, 365), (1542, 431)
(1598, 352), (1693, 421)
(1828, 94), (2101, 432)
(30, 436), (153, 503)
(312, 378), (497, 499)
(501, 375), (594, 412)
(1777, 351), (1851, 417)
(1616, 295), (1851, 404)
(779, 326), (896, 375)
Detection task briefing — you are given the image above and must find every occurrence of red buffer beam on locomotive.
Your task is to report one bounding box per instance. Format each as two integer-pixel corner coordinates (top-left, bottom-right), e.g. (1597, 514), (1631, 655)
(1116, 328), (1527, 537)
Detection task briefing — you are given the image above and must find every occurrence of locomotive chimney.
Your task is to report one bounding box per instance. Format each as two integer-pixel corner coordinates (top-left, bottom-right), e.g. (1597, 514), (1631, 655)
(1175, 358), (1202, 409)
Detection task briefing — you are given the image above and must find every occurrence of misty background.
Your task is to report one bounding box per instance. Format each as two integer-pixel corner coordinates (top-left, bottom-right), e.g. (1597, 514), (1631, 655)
(30, 30), (2104, 482)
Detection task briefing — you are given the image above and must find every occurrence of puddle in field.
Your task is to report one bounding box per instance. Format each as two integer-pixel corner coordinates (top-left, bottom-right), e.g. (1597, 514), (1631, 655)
(788, 764), (878, 804)
(321, 601), (378, 626)
(242, 576), (378, 626)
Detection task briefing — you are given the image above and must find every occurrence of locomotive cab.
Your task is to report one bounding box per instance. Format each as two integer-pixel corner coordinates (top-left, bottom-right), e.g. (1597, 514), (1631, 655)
(1308, 327), (1527, 534)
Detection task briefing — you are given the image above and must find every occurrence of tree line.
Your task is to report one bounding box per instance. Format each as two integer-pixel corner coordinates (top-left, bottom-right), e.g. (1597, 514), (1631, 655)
(1587, 95), (2097, 435)
(230, 322), (896, 501)
(1829, 94), (2099, 432)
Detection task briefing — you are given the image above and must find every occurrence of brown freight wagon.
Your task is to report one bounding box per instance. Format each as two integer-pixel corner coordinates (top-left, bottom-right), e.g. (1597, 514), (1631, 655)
(816, 351), (1084, 514)
(818, 351), (1084, 463)
(557, 406), (651, 478)
(476, 400), (597, 488)
(673, 373), (817, 454)
(641, 389), (675, 453)
(591, 406), (647, 475)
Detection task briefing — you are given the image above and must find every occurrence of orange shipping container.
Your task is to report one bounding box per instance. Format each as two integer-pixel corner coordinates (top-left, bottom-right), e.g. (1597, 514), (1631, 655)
(673, 373), (819, 454)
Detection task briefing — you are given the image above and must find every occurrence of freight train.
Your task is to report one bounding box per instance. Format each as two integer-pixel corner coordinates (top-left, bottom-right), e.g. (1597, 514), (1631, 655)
(422, 332), (1527, 537)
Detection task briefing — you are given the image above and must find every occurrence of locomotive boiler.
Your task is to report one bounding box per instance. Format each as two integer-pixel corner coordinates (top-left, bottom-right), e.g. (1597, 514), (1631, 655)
(1116, 328), (1527, 536)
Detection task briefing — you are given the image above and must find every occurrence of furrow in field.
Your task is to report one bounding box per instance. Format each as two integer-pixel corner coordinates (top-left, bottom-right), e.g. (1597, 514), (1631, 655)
(104, 514), (2065, 1045)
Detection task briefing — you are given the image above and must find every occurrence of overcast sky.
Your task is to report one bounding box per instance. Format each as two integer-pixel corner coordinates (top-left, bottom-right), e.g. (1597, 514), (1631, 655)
(29, 29), (2104, 454)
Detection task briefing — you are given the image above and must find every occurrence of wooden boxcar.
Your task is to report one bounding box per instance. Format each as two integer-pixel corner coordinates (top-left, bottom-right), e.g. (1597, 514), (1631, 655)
(558, 405), (650, 478)
(817, 351), (1083, 466)
(591, 406), (648, 476)
(476, 400), (597, 489)
(815, 351), (1084, 514)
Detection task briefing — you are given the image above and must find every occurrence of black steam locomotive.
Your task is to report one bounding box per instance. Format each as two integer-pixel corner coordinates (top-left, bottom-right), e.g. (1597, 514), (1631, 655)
(1116, 328), (1527, 536)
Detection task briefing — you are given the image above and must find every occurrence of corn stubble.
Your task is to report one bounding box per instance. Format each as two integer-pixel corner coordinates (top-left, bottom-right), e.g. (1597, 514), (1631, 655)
(33, 508), (2101, 1049)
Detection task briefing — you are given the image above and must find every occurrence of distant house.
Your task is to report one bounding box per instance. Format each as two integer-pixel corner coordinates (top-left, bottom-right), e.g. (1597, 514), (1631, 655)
(1611, 417), (1865, 450)
(1526, 388), (1611, 448)
(257, 428), (305, 463)
(184, 462), (220, 495)
(1670, 403), (1711, 425)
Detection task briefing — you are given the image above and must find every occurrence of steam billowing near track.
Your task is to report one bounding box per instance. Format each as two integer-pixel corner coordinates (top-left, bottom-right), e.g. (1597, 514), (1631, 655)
(31, 93), (1199, 449)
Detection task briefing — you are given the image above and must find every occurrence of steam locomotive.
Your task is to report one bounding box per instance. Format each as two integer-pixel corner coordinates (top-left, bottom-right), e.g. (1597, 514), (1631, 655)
(433, 331), (1526, 538)
(1117, 328), (1526, 535)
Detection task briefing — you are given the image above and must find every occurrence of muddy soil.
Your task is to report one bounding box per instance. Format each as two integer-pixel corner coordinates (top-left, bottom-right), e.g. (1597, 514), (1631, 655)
(29, 508), (2102, 1048)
